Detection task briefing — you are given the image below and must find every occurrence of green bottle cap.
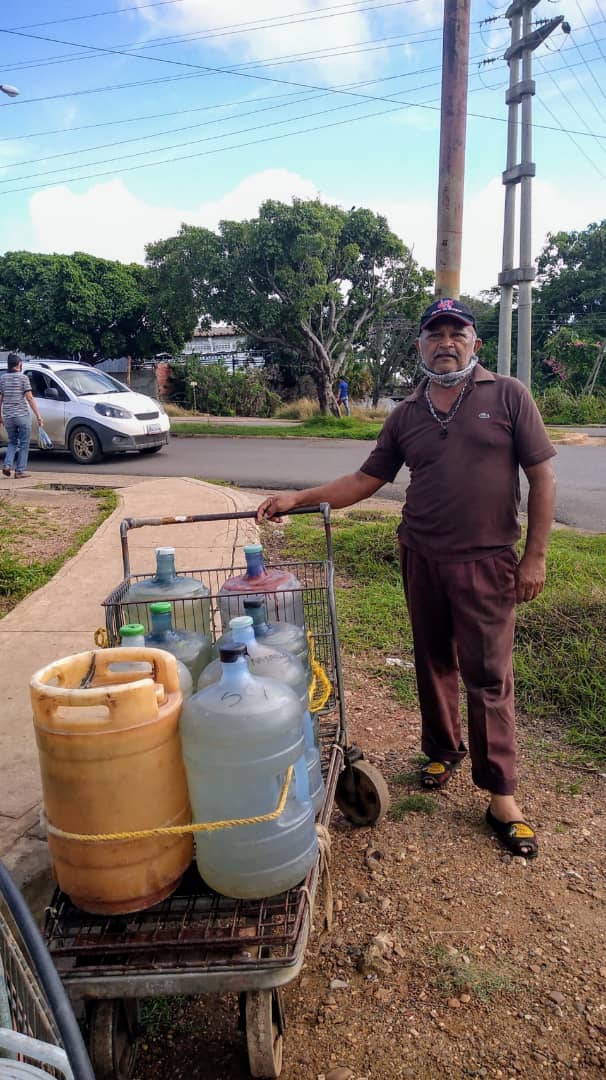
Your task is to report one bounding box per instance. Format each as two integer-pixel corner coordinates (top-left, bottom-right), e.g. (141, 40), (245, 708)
(119, 623), (145, 637)
(150, 602), (172, 614)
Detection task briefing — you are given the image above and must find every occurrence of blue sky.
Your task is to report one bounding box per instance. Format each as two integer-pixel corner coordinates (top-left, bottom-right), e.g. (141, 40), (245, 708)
(0, 0), (605, 294)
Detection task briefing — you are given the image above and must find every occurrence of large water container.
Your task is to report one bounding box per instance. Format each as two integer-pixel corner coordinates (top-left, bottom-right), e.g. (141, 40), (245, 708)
(146, 602), (212, 686)
(181, 645), (317, 898)
(245, 599), (311, 682)
(122, 547), (211, 634)
(198, 617), (324, 815)
(30, 648), (192, 915)
(218, 544), (304, 629)
(118, 623), (193, 699)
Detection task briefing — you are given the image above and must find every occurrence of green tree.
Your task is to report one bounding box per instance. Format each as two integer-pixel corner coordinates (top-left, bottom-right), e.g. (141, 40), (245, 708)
(533, 221), (606, 346)
(147, 199), (431, 414)
(0, 250), (177, 361)
(539, 327), (605, 393)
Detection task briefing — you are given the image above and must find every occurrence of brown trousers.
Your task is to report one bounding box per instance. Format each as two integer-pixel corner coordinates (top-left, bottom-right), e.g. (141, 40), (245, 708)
(400, 545), (518, 795)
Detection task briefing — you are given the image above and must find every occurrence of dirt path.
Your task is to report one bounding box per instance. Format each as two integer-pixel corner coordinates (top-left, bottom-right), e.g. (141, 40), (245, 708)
(137, 649), (606, 1080)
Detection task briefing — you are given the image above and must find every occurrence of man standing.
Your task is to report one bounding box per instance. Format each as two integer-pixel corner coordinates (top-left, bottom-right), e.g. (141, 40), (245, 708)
(257, 298), (556, 859)
(336, 376), (350, 416)
(0, 354), (44, 479)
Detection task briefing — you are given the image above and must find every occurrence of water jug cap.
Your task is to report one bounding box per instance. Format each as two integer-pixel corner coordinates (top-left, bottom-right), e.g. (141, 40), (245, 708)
(219, 644), (248, 663)
(243, 599), (264, 611)
(156, 546), (175, 556)
(229, 615), (254, 629)
(150, 602), (172, 614)
(120, 623), (146, 637)
(243, 543), (263, 554)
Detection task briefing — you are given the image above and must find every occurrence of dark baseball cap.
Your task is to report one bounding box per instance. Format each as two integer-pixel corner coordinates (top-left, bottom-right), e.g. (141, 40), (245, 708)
(419, 297), (477, 334)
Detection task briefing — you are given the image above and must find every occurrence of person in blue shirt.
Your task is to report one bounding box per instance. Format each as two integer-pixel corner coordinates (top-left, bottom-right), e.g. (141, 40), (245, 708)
(336, 377), (350, 416)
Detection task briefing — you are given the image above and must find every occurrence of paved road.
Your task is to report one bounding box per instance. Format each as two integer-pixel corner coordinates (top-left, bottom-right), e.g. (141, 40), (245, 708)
(26, 436), (606, 532)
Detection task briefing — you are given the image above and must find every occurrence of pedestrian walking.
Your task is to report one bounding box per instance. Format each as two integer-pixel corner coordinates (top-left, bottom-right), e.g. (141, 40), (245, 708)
(0, 354), (44, 478)
(336, 377), (350, 416)
(257, 298), (556, 859)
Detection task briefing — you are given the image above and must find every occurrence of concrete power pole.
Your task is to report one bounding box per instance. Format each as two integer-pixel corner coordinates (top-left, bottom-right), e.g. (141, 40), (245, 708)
(497, 2), (563, 385)
(434, 0), (471, 300)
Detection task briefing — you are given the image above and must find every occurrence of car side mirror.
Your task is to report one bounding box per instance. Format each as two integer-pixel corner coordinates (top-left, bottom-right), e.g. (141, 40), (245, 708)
(44, 387), (60, 400)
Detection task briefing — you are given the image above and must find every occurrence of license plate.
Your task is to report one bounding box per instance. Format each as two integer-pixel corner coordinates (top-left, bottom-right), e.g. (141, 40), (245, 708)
(146, 423), (161, 434)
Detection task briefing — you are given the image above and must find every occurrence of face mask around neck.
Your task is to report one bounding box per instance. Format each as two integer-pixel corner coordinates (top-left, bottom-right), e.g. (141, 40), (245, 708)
(418, 353), (479, 387)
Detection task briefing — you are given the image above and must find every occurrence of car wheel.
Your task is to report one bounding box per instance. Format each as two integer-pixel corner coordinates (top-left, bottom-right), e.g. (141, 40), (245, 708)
(69, 425), (103, 465)
(138, 445), (163, 455)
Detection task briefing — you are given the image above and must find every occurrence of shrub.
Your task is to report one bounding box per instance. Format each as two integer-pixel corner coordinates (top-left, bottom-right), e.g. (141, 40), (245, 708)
(169, 361), (280, 417)
(535, 386), (606, 425)
(275, 397), (320, 420)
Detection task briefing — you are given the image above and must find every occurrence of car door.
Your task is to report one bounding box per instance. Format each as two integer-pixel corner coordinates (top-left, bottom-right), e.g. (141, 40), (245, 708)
(25, 370), (67, 448)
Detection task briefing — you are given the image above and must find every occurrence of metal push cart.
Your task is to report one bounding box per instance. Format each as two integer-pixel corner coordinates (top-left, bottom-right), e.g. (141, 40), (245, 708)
(0, 861), (94, 1079)
(42, 506), (389, 1079)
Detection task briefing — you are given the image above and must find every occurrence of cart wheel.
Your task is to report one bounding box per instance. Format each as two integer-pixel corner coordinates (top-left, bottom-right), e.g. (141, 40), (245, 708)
(88, 999), (140, 1080)
(336, 759), (390, 826)
(245, 988), (284, 1078)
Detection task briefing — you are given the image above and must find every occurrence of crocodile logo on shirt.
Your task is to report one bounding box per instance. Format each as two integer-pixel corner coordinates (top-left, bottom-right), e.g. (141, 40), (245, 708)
(478, 412), (491, 419)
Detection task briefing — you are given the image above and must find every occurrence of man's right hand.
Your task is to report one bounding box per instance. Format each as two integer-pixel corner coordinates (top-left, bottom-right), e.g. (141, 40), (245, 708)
(256, 492), (299, 523)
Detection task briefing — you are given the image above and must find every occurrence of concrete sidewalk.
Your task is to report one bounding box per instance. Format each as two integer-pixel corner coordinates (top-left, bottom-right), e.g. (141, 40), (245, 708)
(0, 476), (257, 890)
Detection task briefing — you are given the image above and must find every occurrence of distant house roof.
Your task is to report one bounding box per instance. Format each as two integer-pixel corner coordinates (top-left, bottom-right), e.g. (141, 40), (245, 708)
(96, 357), (129, 373)
(192, 324), (241, 339)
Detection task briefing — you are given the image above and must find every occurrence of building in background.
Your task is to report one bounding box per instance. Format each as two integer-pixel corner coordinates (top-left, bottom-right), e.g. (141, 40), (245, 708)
(182, 324), (264, 371)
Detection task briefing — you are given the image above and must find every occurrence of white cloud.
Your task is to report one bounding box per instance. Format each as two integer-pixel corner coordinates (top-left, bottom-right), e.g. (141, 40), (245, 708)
(26, 170), (322, 262)
(138, 0), (380, 83)
(21, 168), (606, 298)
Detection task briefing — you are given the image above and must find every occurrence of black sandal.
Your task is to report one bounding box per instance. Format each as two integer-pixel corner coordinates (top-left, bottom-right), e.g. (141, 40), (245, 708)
(420, 759), (460, 790)
(485, 808), (539, 859)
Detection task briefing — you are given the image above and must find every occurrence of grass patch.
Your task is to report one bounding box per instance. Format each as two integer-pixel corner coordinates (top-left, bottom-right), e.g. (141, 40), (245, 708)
(429, 946), (515, 1003)
(283, 513), (606, 759)
(389, 794), (436, 820)
(0, 488), (118, 614)
(139, 996), (193, 1035)
(172, 415), (383, 441)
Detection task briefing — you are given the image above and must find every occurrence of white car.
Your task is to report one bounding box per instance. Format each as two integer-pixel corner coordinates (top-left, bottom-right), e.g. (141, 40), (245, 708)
(0, 359), (170, 465)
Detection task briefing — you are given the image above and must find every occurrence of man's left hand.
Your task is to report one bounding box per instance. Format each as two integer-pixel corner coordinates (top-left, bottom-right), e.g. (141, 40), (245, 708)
(515, 553), (547, 604)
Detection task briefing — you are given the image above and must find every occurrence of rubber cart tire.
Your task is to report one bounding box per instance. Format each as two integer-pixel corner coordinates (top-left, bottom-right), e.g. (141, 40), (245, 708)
(245, 988), (284, 1078)
(88, 999), (139, 1080)
(335, 759), (390, 826)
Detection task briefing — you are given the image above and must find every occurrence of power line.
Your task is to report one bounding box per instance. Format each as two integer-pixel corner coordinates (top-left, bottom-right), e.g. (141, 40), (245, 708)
(1, 85), (606, 198)
(1, 49), (513, 169)
(535, 91), (606, 182)
(4, 1), (186, 32)
(1, 0), (426, 75)
(537, 55), (606, 164)
(568, 19), (606, 106)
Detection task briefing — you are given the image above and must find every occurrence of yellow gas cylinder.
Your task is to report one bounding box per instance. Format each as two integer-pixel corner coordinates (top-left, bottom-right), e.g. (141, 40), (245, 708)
(30, 647), (193, 915)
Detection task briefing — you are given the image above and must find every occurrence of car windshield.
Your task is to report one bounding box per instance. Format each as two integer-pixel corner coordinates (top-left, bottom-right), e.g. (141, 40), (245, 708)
(57, 368), (126, 396)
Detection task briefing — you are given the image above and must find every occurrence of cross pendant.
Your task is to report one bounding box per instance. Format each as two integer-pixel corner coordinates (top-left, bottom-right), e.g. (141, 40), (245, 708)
(440, 427), (448, 439)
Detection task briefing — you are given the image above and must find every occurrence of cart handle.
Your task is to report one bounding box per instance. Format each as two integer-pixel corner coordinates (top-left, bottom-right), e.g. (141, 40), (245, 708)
(119, 503), (333, 579)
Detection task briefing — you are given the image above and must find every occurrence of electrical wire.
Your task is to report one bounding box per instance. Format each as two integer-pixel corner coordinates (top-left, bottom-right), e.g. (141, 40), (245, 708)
(568, 18), (606, 105)
(547, 37), (606, 128)
(4, 1), (185, 32)
(535, 91), (606, 182)
(2, 82), (606, 198)
(1, 0), (427, 75)
(537, 55), (606, 161)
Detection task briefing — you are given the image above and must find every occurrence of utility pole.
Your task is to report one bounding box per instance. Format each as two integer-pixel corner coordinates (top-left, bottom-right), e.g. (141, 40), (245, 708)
(434, 0), (471, 300)
(497, 2), (563, 385)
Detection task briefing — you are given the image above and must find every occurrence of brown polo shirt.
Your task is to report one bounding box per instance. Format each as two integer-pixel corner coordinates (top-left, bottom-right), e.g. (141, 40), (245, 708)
(359, 366), (556, 561)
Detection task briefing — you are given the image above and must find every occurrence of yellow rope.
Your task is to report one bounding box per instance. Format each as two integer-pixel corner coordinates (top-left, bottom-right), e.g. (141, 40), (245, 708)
(307, 631), (332, 713)
(46, 766), (293, 844)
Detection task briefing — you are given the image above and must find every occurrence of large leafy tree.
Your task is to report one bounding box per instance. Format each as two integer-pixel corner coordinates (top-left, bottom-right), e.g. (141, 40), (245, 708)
(147, 199), (431, 413)
(0, 250), (177, 361)
(533, 221), (606, 346)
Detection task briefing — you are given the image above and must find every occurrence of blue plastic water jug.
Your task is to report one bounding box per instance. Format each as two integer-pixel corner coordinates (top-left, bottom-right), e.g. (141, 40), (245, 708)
(243, 598), (312, 683)
(198, 617), (324, 815)
(122, 547), (211, 635)
(146, 602), (212, 686)
(180, 645), (318, 898)
(218, 544), (305, 629)
(117, 624), (193, 698)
